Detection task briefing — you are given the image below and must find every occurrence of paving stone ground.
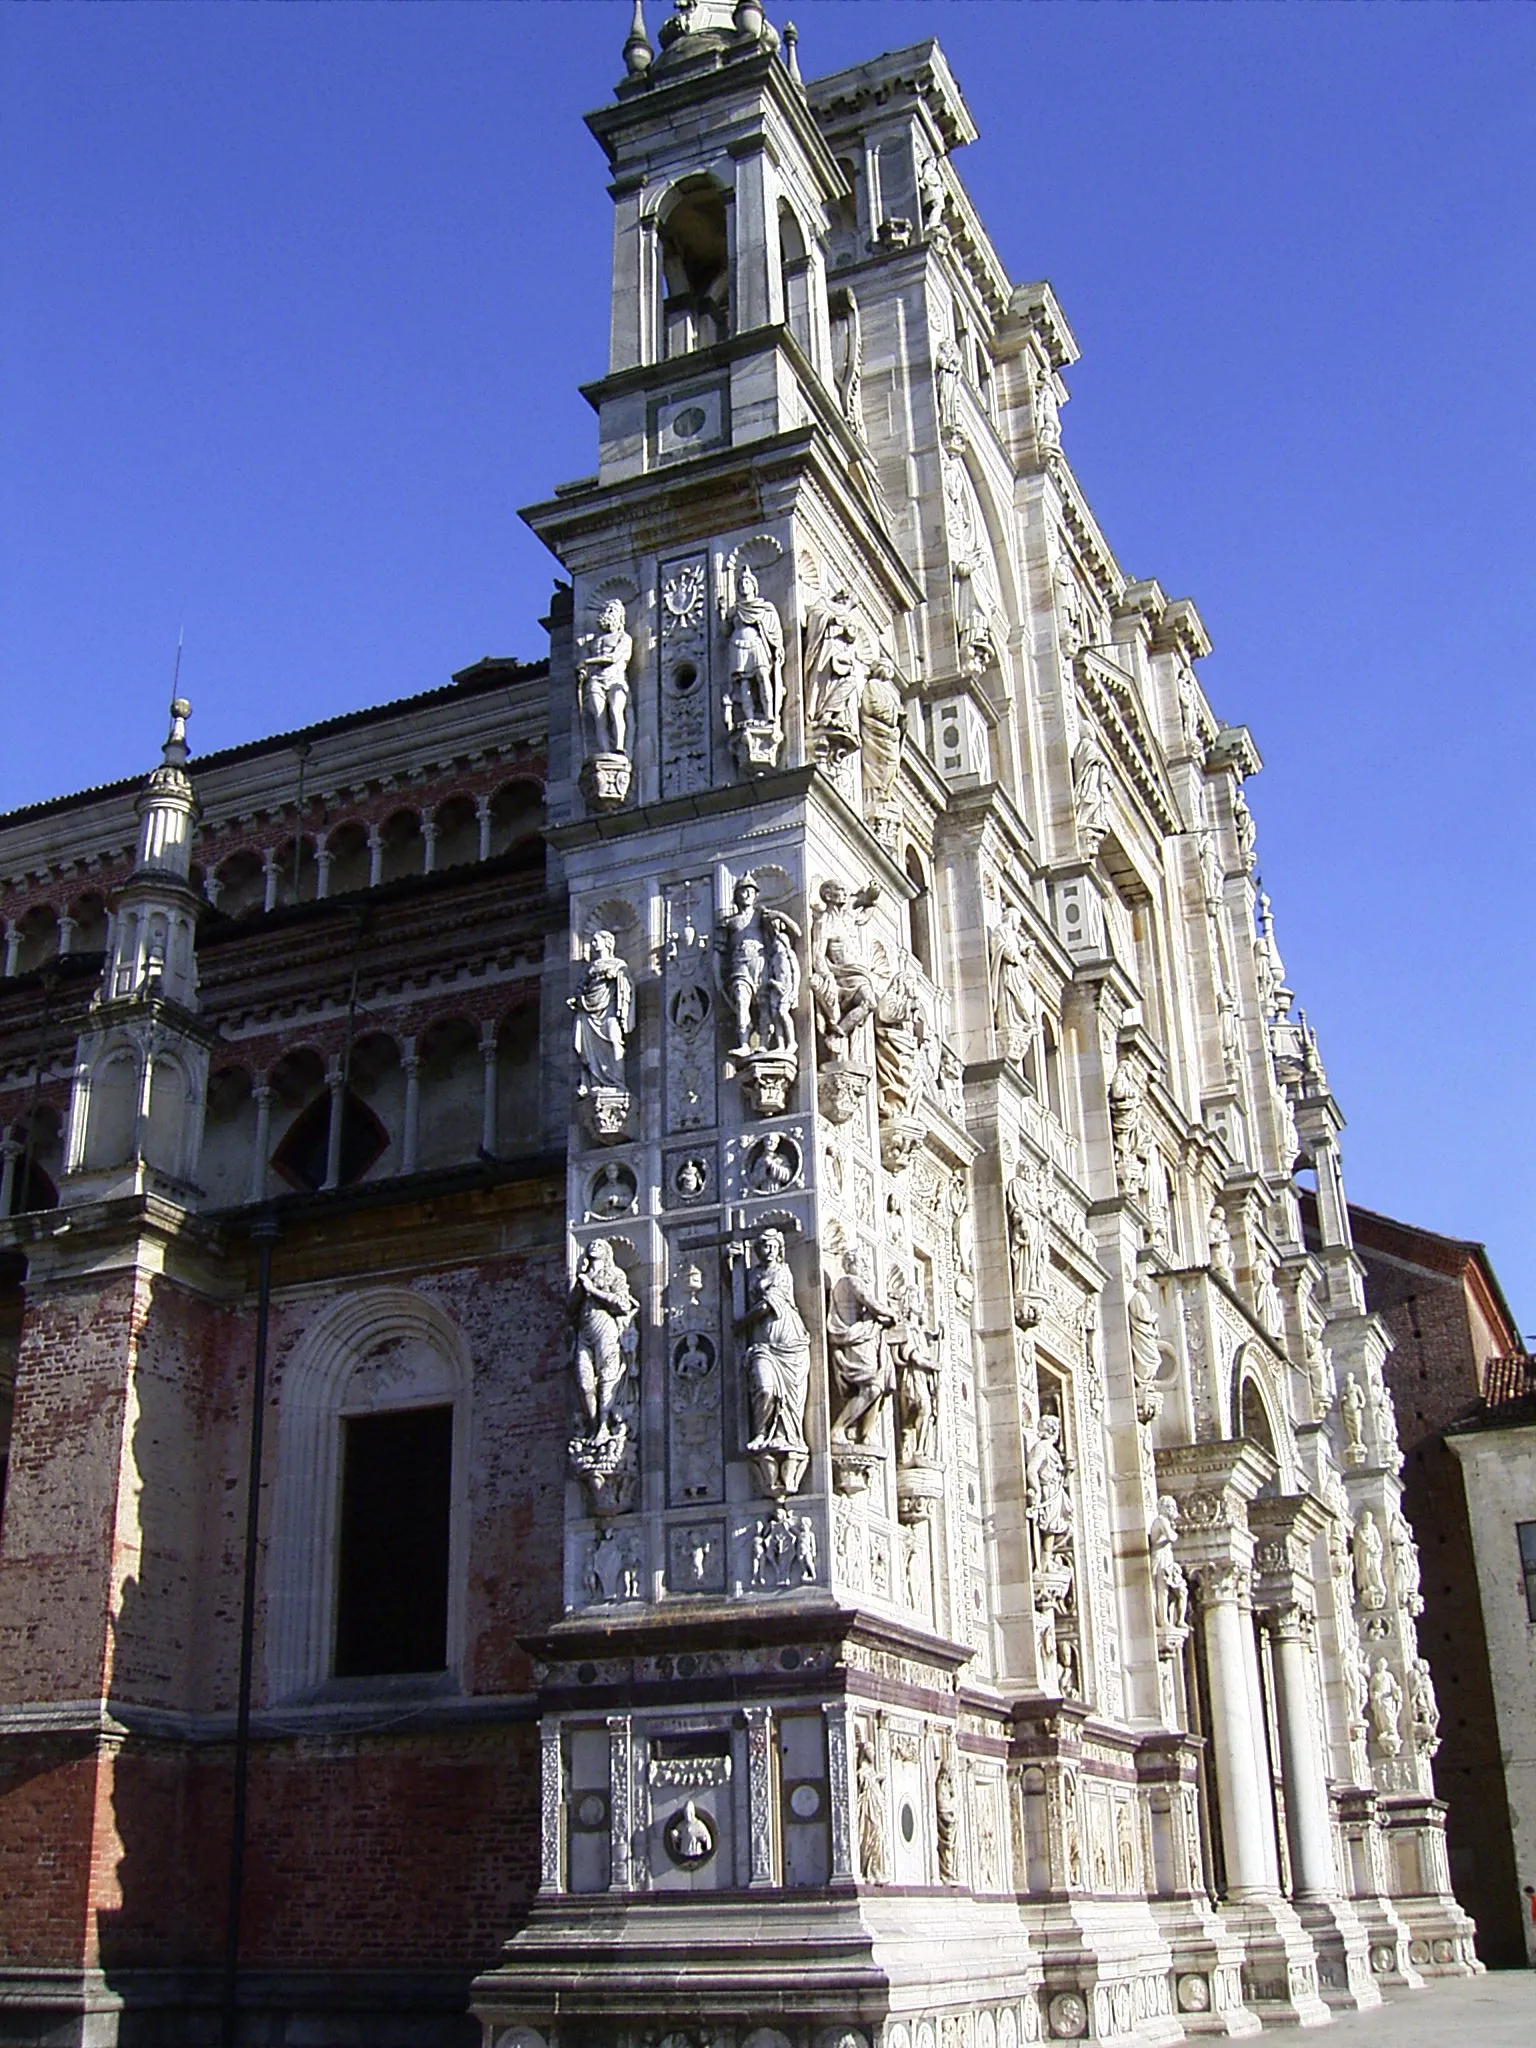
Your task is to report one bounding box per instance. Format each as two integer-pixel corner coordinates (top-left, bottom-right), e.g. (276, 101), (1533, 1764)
(1311, 1970), (1534, 2046)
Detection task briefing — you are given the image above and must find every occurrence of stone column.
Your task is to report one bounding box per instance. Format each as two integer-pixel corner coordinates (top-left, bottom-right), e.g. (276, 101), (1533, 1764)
(1199, 1560), (1276, 1897)
(322, 1056), (345, 1191)
(0, 1134), (19, 1218)
(823, 1700), (856, 1886)
(262, 849), (280, 914)
(314, 834), (332, 900)
(476, 795), (493, 862)
(422, 817), (438, 875)
(1268, 1602), (1337, 1899)
(3, 922), (19, 976)
(367, 824), (384, 889)
(480, 1023), (499, 1157)
(248, 1080), (272, 1204)
(57, 915), (76, 958)
(401, 1043), (420, 1173)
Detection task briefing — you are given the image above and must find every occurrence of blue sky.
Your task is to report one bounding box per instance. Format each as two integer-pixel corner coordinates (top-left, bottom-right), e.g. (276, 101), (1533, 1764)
(3, 1), (1533, 1324)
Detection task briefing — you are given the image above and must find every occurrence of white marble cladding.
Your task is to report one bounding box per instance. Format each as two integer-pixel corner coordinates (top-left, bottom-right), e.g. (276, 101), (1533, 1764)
(486, 10), (1480, 2040)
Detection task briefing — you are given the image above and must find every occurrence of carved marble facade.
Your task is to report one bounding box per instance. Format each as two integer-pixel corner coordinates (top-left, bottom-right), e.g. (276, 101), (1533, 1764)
(368, 6), (1471, 2042)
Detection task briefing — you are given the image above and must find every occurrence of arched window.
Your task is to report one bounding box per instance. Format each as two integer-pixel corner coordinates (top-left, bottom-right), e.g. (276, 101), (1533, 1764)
(658, 179), (730, 358)
(378, 809), (426, 885)
(904, 848), (934, 981)
(265, 1290), (471, 1700)
(13, 906), (60, 976)
(323, 820), (372, 897)
(778, 201), (812, 357)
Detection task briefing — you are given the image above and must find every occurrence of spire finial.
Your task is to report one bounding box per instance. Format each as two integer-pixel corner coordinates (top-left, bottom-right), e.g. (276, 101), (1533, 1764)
(783, 20), (801, 83)
(623, 0), (653, 77)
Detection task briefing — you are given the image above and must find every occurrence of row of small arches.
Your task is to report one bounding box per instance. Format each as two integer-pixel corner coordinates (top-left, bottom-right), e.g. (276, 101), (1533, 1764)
(0, 779), (545, 972)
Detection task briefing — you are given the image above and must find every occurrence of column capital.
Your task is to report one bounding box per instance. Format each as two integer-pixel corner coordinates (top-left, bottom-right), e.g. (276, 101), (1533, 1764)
(1196, 1558), (1252, 1608)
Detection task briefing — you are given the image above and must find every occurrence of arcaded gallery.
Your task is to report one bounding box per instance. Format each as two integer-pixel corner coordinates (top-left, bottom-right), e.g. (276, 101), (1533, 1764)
(0, 5), (1480, 2044)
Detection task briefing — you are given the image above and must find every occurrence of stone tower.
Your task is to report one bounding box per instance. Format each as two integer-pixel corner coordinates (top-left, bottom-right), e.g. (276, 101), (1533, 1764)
(474, 6), (1475, 2044)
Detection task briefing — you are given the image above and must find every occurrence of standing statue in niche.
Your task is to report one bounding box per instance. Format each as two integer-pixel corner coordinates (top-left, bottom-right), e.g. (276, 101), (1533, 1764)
(889, 1268), (941, 1467)
(933, 1748), (959, 1884)
(716, 875), (802, 1115)
(935, 335), (964, 450)
(1005, 1160), (1047, 1331)
(1148, 1495), (1189, 1634)
(719, 562), (786, 772)
(1340, 1371), (1368, 1465)
(810, 880), (881, 1056)
(737, 1227), (811, 1498)
(826, 1248), (896, 1452)
(859, 656), (904, 831)
(1353, 1507), (1388, 1611)
(856, 1731), (888, 1882)
(805, 587), (865, 765)
(570, 929), (634, 1105)
(575, 598), (634, 809)
(1408, 1656), (1440, 1755)
(989, 904), (1040, 1068)
(1127, 1278), (1163, 1425)
(569, 1240), (636, 1444)
(1207, 1202), (1235, 1283)
(1073, 739), (1113, 855)
(873, 955), (926, 1170)
(1369, 1656), (1404, 1757)
(1024, 1412), (1074, 1576)
(1108, 1058), (1151, 1201)
(1390, 1511), (1423, 1613)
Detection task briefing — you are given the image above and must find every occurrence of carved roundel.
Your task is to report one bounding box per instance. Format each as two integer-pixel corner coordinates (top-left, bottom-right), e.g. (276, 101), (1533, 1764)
(663, 1800), (717, 1868)
(671, 1152), (712, 1202)
(788, 1780), (822, 1820)
(745, 1131), (802, 1196)
(586, 1161), (637, 1218)
(1047, 1992), (1088, 2041)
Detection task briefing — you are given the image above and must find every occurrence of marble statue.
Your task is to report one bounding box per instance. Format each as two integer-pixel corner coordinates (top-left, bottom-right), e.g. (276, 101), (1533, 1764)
(1024, 1412), (1073, 1575)
(1004, 1160), (1046, 1330)
(570, 930), (634, 1097)
(1073, 740), (1112, 854)
(889, 1268), (941, 1465)
(1353, 1508), (1388, 1612)
(934, 1749), (959, 1884)
(988, 904), (1038, 1066)
(1341, 1371), (1367, 1464)
(1408, 1656), (1440, 1755)
(1108, 1058), (1150, 1200)
(576, 599), (633, 761)
(569, 1238), (637, 1445)
(806, 587), (864, 759)
(826, 1248), (895, 1445)
(809, 879), (880, 1054)
(1390, 1510), (1423, 1613)
(1369, 1655), (1403, 1757)
(1127, 1279), (1162, 1424)
(737, 1227), (811, 1497)
(857, 1732), (887, 1881)
(716, 875), (800, 1056)
(1207, 1202), (1234, 1283)
(1148, 1496), (1189, 1633)
(859, 657), (903, 821)
(719, 562), (785, 767)
(873, 954), (925, 1124)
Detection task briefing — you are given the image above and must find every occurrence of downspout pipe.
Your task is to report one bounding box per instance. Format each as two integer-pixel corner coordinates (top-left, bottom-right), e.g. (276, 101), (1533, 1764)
(222, 1209), (279, 2048)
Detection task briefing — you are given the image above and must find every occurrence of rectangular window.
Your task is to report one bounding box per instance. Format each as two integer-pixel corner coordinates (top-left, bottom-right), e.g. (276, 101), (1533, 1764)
(1518, 1521), (1536, 1625)
(335, 1405), (452, 1678)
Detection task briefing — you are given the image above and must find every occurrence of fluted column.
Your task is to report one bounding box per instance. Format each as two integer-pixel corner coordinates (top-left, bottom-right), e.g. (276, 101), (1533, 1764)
(1199, 1560), (1277, 1897)
(1269, 1601), (1338, 1899)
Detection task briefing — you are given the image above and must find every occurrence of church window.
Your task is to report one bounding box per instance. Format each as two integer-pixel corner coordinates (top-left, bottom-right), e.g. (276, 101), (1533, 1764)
(658, 180), (730, 359)
(334, 1405), (453, 1677)
(1517, 1522), (1536, 1624)
(777, 202), (812, 358)
(904, 849), (934, 981)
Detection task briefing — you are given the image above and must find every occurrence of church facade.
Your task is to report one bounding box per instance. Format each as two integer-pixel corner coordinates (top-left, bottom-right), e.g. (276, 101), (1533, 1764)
(0, 7), (1479, 2044)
